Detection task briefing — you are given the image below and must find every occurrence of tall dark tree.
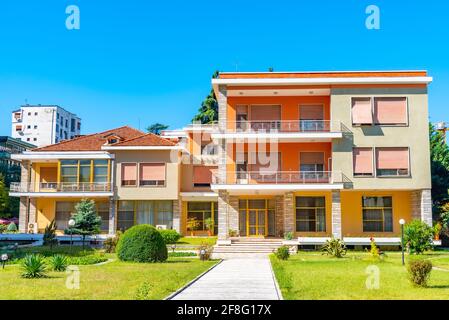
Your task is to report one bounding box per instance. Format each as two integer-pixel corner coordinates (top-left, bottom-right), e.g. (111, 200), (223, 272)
(429, 123), (449, 209)
(192, 71), (219, 124)
(0, 174), (10, 218)
(146, 123), (169, 135)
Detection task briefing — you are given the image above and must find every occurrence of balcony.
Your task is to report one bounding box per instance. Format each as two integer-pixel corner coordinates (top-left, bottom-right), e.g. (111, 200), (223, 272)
(9, 182), (113, 197)
(211, 171), (345, 194)
(211, 120), (343, 142)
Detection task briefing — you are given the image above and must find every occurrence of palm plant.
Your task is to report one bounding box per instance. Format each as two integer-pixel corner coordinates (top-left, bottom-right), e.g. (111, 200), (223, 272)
(321, 237), (347, 258)
(21, 254), (48, 278)
(49, 254), (68, 272)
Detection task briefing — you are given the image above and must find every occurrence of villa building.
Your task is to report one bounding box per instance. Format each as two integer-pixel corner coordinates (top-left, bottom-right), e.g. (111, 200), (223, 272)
(10, 70), (433, 248)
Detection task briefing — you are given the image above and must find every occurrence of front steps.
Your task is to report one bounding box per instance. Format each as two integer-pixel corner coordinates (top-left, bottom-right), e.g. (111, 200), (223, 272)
(212, 238), (297, 259)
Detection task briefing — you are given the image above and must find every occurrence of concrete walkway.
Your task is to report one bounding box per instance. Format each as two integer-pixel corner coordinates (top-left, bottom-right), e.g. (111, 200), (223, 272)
(171, 258), (282, 300)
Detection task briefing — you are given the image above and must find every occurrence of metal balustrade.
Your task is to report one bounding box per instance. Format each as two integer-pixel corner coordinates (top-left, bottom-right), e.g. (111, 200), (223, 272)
(10, 182), (112, 193)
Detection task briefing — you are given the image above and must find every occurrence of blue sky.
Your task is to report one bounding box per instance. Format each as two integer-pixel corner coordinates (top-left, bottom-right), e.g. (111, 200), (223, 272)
(0, 0), (448, 135)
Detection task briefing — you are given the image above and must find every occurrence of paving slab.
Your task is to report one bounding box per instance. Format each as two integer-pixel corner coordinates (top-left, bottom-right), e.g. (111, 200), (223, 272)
(171, 258), (281, 300)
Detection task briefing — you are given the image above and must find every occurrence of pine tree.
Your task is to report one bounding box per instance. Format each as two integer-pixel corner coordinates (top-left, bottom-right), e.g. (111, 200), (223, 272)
(67, 199), (102, 249)
(192, 71), (219, 124)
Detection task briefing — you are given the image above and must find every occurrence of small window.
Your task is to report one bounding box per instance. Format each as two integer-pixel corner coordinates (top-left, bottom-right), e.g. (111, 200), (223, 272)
(296, 197), (326, 232)
(28, 112), (31, 116)
(353, 148), (373, 177)
(376, 147), (410, 177)
(121, 163), (137, 186)
(27, 125), (31, 129)
(139, 163), (165, 186)
(34, 125), (38, 129)
(27, 138), (30, 141)
(362, 196), (393, 232)
(34, 112), (38, 116)
(33, 138), (37, 141)
(374, 97), (407, 125)
(351, 98), (373, 125)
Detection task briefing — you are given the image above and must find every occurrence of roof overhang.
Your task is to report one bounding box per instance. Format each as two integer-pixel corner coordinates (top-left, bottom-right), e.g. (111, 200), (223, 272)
(180, 192), (218, 201)
(11, 151), (114, 161)
(212, 76), (433, 95)
(101, 146), (182, 151)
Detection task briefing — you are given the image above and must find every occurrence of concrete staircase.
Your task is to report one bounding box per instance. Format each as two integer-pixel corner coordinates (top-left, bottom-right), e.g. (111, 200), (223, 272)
(212, 238), (293, 259)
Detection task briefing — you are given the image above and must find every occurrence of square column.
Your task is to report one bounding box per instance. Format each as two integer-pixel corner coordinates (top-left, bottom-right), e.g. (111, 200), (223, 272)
(217, 190), (229, 240)
(19, 197), (28, 233)
(411, 189), (432, 226)
(331, 190), (342, 239)
(275, 195), (284, 237)
(283, 192), (294, 234)
(108, 198), (117, 235)
(172, 199), (182, 233)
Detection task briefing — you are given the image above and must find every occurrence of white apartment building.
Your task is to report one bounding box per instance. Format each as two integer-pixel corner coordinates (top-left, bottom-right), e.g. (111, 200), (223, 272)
(11, 105), (81, 147)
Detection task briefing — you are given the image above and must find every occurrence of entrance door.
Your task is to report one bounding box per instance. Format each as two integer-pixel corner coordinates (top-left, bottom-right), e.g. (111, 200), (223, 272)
(248, 209), (266, 236)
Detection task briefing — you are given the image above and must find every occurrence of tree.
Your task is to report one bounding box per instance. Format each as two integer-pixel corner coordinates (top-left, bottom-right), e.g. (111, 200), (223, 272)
(0, 174), (10, 218)
(146, 123), (169, 135)
(192, 70), (219, 124)
(66, 199), (102, 249)
(403, 220), (434, 254)
(429, 123), (449, 210)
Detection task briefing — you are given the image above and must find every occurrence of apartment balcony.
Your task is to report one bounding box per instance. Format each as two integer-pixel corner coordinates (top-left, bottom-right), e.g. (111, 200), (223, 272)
(9, 182), (113, 197)
(211, 171), (345, 194)
(211, 120), (344, 142)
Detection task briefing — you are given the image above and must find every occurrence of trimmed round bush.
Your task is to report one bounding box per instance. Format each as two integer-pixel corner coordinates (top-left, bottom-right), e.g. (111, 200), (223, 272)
(117, 225), (167, 262)
(159, 229), (181, 244)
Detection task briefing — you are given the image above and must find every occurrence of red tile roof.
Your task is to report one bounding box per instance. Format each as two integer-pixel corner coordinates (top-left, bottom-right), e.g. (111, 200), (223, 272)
(109, 133), (176, 147)
(34, 126), (144, 152)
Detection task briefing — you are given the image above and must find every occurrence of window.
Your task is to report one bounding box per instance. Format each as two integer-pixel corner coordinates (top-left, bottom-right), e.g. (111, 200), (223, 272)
(60, 160), (78, 183)
(236, 105), (248, 130)
(96, 202), (109, 232)
(57, 113), (59, 119)
(353, 148), (374, 176)
(300, 105), (325, 131)
(34, 125), (38, 129)
(55, 202), (75, 230)
(26, 138), (30, 142)
(300, 152), (324, 172)
(296, 197), (326, 232)
(28, 112), (31, 116)
(33, 138), (37, 142)
(71, 119), (76, 132)
(352, 98), (373, 125)
(65, 119), (68, 128)
(117, 201), (134, 231)
(376, 147), (410, 177)
(374, 97), (407, 125)
(117, 200), (173, 232)
(249, 105), (281, 131)
(121, 163), (137, 186)
(34, 112), (38, 116)
(193, 166), (216, 187)
(56, 124), (59, 132)
(362, 196), (393, 232)
(187, 202), (217, 233)
(27, 125), (31, 129)
(139, 163), (165, 186)
(59, 159), (110, 185)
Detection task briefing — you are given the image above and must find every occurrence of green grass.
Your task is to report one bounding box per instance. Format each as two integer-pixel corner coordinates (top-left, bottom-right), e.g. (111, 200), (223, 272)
(176, 237), (217, 246)
(270, 250), (449, 300)
(0, 256), (217, 300)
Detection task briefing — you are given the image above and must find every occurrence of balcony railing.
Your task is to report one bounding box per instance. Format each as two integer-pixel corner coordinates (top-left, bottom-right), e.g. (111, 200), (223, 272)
(10, 182), (112, 193)
(212, 171), (343, 185)
(227, 120), (338, 133)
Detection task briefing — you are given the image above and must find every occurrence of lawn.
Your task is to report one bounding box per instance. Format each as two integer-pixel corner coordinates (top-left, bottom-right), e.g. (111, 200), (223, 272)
(176, 236), (217, 246)
(270, 250), (449, 300)
(0, 254), (217, 300)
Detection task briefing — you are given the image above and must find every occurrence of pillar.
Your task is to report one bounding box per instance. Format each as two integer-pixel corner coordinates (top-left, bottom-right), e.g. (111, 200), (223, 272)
(331, 190), (342, 239)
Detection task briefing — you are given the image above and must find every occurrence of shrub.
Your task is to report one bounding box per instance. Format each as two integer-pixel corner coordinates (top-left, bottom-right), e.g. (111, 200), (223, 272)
(198, 243), (213, 261)
(66, 255), (108, 265)
(168, 251), (197, 257)
(43, 220), (58, 248)
(408, 260), (432, 287)
(404, 220), (434, 254)
(49, 254), (68, 271)
(284, 232), (294, 241)
(228, 229), (238, 237)
(21, 254), (48, 278)
(275, 246), (290, 260)
(321, 237), (347, 258)
(159, 229), (181, 244)
(135, 281), (153, 300)
(7, 222), (17, 232)
(116, 225), (167, 262)
(0, 224), (6, 233)
(103, 231), (122, 253)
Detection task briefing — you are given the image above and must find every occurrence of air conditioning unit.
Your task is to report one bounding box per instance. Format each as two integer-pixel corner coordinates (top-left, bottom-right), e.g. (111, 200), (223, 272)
(156, 225), (167, 230)
(27, 222), (38, 234)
